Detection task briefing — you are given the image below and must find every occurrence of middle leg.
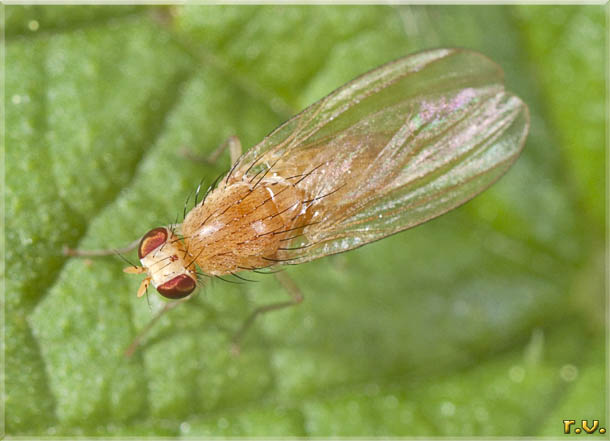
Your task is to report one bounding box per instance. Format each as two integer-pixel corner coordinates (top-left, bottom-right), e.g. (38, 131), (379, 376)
(181, 135), (243, 165)
(231, 270), (304, 354)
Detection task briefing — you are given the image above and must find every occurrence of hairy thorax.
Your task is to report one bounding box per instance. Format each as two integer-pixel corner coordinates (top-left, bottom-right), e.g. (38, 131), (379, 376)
(181, 177), (310, 275)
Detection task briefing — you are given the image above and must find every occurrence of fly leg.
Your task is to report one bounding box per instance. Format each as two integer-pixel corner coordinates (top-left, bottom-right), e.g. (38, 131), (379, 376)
(64, 135), (243, 257)
(181, 135), (242, 166)
(62, 222), (181, 258)
(62, 237), (142, 258)
(231, 271), (304, 355)
(62, 233), (190, 357)
(124, 296), (192, 357)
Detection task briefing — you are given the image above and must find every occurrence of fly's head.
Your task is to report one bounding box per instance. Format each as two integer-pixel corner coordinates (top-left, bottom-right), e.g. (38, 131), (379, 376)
(124, 227), (197, 299)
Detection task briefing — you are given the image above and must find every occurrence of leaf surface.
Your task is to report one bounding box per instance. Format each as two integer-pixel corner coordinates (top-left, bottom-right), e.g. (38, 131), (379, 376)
(5, 5), (606, 436)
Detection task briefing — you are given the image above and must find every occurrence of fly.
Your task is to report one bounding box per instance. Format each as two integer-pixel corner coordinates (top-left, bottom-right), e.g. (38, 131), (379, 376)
(65, 48), (529, 355)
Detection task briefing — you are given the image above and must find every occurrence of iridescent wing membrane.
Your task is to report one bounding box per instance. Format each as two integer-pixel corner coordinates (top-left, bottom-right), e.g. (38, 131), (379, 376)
(227, 48), (529, 264)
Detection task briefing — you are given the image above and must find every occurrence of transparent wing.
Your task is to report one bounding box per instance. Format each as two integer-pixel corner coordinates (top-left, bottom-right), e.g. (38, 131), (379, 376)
(227, 48), (529, 264)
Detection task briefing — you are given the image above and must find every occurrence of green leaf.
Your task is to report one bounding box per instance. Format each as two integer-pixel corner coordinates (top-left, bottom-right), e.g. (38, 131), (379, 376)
(513, 5), (607, 233)
(6, 5), (606, 437)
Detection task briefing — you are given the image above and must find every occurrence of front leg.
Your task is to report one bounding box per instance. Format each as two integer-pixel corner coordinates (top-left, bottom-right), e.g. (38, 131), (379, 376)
(124, 296), (192, 357)
(62, 237), (142, 258)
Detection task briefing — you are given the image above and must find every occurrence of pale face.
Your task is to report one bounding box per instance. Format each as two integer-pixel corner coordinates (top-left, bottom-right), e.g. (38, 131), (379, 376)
(137, 227), (197, 299)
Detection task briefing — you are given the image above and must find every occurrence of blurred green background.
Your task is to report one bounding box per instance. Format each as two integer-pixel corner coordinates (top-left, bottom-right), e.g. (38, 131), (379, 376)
(5, 4), (607, 437)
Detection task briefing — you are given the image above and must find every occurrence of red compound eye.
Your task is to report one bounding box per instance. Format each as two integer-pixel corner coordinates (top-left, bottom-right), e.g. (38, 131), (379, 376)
(157, 274), (196, 299)
(138, 227), (168, 259)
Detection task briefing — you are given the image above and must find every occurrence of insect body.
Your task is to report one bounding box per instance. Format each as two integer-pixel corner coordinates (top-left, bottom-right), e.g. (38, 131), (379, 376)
(182, 175), (310, 275)
(125, 48), (529, 301)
